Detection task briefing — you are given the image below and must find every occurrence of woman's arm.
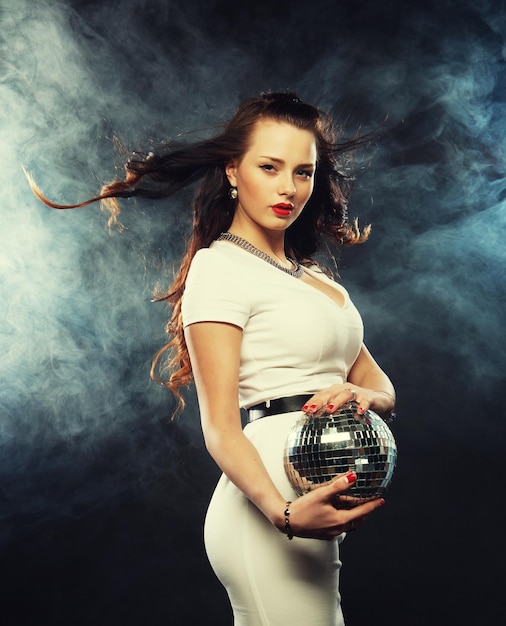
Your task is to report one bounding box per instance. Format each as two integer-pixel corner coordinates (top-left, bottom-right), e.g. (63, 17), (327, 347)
(347, 343), (396, 415)
(185, 323), (385, 539)
(185, 320), (285, 522)
(302, 343), (396, 417)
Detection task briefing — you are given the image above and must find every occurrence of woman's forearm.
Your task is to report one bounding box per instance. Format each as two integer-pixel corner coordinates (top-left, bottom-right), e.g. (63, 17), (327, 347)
(347, 344), (396, 415)
(203, 421), (286, 528)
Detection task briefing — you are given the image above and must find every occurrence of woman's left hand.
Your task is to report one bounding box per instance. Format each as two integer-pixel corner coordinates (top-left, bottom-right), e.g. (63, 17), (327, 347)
(301, 344), (396, 418)
(302, 384), (394, 417)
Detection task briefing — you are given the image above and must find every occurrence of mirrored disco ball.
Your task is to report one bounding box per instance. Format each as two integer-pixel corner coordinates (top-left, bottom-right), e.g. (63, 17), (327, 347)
(284, 404), (397, 508)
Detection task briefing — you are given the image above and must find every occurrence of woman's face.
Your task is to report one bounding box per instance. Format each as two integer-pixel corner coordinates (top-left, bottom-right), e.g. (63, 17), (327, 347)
(226, 118), (317, 237)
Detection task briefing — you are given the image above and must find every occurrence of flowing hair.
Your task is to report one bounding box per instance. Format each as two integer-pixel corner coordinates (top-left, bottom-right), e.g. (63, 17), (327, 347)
(28, 92), (372, 415)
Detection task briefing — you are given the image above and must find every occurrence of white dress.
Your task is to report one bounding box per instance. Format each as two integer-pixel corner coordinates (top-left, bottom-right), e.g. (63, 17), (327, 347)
(182, 241), (364, 626)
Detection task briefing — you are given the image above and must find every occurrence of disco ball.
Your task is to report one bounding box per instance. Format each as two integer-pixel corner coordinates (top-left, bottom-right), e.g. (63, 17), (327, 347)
(284, 403), (397, 508)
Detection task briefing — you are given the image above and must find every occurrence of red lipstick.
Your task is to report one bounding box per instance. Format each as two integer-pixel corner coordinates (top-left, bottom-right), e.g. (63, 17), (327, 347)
(272, 203), (293, 217)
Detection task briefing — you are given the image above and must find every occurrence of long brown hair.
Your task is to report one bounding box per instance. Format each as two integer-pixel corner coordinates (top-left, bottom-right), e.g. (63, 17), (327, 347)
(28, 92), (372, 414)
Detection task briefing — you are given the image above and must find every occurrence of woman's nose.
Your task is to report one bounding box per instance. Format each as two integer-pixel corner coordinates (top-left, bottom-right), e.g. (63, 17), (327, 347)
(278, 175), (296, 196)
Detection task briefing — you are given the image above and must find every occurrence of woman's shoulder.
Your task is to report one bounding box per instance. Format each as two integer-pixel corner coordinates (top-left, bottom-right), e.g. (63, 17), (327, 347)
(192, 240), (243, 263)
(304, 262), (338, 282)
(186, 241), (249, 287)
(182, 242), (252, 328)
(191, 240), (260, 274)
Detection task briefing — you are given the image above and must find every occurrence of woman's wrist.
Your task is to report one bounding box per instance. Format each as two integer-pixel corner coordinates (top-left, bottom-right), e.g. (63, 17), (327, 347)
(373, 389), (395, 406)
(263, 493), (291, 531)
(372, 389), (396, 422)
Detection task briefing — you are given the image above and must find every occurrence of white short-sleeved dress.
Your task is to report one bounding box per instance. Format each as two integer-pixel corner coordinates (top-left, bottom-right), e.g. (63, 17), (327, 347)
(182, 240), (364, 626)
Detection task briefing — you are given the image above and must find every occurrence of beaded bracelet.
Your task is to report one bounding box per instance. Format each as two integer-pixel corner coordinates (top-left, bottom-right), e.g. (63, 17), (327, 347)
(284, 501), (294, 540)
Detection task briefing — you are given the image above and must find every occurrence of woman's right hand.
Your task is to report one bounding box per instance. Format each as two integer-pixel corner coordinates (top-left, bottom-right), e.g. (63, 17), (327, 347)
(280, 472), (385, 540)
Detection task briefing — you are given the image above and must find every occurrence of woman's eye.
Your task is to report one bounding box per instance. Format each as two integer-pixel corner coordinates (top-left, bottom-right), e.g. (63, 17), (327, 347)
(297, 169), (314, 179)
(259, 164), (276, 172)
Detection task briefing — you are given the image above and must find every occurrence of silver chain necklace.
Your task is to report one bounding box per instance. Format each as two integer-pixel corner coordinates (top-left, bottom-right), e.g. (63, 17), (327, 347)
(217, 232), (304, 278)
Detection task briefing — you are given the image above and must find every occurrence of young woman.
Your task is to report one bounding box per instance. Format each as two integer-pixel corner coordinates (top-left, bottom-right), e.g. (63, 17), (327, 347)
(31, 92), (395, 625)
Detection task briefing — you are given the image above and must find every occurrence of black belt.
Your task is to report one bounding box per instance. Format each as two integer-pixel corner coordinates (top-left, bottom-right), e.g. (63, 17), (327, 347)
(247, 394), (312, 421)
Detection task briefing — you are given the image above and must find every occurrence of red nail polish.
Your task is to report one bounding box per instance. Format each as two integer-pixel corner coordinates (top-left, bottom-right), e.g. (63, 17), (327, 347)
(345, 472), (357, 484)
(302, 405), (309, 411)
(310, 404), (317, 410)
(327, 404), (335, 411)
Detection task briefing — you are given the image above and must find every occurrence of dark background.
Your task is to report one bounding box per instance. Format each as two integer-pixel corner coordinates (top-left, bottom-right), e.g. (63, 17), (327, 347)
(1, 0), (505, 624)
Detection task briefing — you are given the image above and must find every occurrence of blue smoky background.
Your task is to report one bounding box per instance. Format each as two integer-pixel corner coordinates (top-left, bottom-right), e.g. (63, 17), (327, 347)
(1, 0), (504, 624)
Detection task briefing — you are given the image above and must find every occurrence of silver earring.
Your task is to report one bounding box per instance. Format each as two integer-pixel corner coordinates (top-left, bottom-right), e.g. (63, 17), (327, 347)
(229, 187), (238, 200)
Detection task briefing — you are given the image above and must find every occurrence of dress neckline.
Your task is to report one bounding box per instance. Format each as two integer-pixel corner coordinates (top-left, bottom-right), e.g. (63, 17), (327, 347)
(214, 240), (348, 310)
(298, 266), (348, 310)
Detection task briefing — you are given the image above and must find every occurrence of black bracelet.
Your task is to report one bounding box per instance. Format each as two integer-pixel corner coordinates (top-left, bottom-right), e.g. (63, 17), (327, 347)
(284, 501), (293, 540)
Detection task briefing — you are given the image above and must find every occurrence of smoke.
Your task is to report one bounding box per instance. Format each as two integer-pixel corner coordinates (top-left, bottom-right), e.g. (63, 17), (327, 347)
(0, 0), (211, 544)
(0, 0), (505, 624)
(328, 0), (506, 437)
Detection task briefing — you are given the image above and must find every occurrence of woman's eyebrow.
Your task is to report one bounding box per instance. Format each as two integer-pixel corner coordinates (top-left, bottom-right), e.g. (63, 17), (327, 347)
(259, 155), (315, 168)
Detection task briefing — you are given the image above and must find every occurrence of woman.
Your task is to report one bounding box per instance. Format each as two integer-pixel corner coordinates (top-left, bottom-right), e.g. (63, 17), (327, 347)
(30, 92), (395, 625)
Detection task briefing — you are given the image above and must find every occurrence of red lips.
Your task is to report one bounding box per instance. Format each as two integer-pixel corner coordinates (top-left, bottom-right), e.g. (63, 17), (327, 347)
(272, 203), (293, 217)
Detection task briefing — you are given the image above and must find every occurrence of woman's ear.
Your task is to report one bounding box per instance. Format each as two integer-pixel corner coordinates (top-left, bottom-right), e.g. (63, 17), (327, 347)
(225, 160), (238, 187)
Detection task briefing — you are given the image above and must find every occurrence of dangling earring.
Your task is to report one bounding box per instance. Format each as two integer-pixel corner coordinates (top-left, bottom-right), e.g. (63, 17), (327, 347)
(229, 187), (238, 200)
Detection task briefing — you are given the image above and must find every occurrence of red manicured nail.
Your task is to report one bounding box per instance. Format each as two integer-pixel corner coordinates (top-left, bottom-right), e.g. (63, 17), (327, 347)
(309, 404), (317, 410)
(345, 472), (357, 484)
(327, 404), (335, 411)
(358, 406), (366, 413)
(302, 405), (309, 411)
